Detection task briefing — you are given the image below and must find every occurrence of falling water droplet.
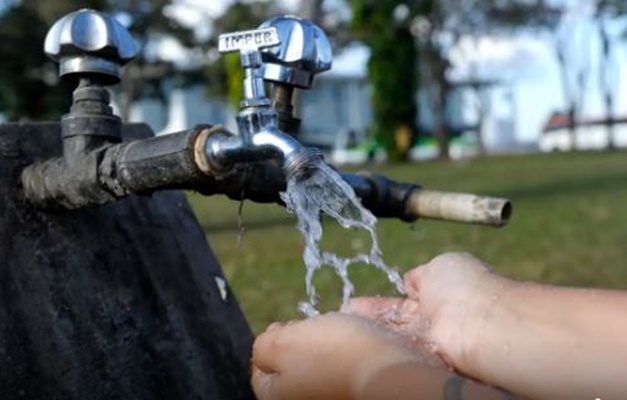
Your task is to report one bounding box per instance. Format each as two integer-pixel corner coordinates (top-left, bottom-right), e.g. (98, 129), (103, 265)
(298, 301), (320, 317)
(236, 198), (246, 249)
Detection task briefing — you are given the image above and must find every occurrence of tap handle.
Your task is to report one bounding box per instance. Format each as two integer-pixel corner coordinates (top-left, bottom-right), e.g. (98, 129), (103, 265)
(259, 16), (332, 89)
(44, 9), (137, 84)
(218, 27), (281, 107)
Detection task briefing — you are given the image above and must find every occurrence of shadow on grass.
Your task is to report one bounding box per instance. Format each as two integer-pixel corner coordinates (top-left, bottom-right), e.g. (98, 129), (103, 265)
(496, 170), (627, 200)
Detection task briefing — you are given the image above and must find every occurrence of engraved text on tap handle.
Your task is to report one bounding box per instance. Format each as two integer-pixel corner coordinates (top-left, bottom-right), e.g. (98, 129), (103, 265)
(218, 27), (280, 53)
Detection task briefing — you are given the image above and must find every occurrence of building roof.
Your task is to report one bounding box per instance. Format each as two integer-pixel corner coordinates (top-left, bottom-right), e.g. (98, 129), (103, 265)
(542, 112), (627, 133)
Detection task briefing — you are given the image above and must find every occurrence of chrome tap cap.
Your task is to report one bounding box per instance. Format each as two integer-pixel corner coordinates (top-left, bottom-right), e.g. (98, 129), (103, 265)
(44, 9), (137, 83)
(259, 16), (332, 89)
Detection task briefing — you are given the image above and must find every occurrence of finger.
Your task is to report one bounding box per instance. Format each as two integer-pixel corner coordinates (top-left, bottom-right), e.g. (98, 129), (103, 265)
(348, 297), (405, 319)
(348, 297), (411, 330)
(252, 328), (284, 373)
(403, 266), (425, 299)
(251, 365), (278, 400)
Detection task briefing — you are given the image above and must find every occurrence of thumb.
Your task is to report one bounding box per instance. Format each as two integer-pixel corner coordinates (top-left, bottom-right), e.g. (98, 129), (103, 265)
(251, 365), (279, 400)
(403, 266), (426, 300)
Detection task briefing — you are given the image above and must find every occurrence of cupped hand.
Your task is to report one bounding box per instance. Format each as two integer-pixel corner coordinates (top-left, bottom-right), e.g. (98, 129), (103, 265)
(349, 252), (510, 372)
(251, 313), (425, 400)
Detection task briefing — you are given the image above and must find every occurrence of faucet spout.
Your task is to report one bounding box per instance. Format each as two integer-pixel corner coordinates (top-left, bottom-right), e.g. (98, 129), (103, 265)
(251, 127), (301, 161)
(202, 121), (323, 181)
(252, 127), (323, 179)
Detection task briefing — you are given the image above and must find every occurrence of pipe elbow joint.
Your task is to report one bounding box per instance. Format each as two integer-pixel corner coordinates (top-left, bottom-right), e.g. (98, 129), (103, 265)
(200, 126), (323, 181)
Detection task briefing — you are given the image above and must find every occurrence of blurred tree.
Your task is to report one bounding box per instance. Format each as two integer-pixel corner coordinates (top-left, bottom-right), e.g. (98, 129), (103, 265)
(24, 0), (108, 24)
(352, 0), (560, 160)
(352, 0), (419, 161)
(0, 4), (79, 120)
(306, 0), (356, 50)
(549, 0), (627, 151)
(109, 0), (199, 120)
(468, 1), (560, 155)
(594, 0), (627, 149)
(412, 0), (450, 160)
(298, 0), (324, 22)
(552, 6), (595, 151)
(419, 0), (560, 159)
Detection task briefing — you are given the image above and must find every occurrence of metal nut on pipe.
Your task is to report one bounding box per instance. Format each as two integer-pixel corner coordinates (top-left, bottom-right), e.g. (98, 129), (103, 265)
(405, 190), (512, 227)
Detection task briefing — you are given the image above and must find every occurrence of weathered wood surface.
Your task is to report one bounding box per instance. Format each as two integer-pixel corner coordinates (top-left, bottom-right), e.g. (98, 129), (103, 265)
(0, 122), (254, 400)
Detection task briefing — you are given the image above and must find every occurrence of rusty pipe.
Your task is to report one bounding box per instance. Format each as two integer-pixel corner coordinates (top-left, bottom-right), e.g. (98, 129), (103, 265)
(404, 190), (512, 227)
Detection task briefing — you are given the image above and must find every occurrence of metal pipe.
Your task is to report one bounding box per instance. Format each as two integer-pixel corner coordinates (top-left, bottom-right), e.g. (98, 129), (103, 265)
(404, 190), (512, 227)
(21, 126), (216, 209)
(22, 117), (512, 227)
(251, 128), (302, 161)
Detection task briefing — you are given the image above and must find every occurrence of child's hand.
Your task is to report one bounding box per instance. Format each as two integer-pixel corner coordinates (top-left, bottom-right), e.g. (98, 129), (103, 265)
(349, 252), (510, 372)
(251, 313), (425, 400)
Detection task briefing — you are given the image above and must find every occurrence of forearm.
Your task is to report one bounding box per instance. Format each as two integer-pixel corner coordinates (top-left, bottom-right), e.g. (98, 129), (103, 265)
(354, 361), (515, 400)
(461, 280), (627, 399)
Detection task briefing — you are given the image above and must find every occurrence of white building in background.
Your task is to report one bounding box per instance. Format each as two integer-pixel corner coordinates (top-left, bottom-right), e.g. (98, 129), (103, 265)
(127, 84), (236, 135)
(539, 114), (627, 152)
(297, 43), (372, 151)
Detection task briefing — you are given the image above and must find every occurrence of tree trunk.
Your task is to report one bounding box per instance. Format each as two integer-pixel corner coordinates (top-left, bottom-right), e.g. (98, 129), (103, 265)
(598, 18), (616, 150)
(433, 59), (450, 160)
(0, 122), (254, 400)
(605, 94), (615, 150)
(567, 105), (577, 151)
(472, 85), (487, 156)
(432, 87), (449, 160)
(555, 41), (578, 151)
(298, 0), (324, 22)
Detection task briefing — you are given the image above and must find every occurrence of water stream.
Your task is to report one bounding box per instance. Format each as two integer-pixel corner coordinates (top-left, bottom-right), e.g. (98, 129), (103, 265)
(280, 161), (405, 316)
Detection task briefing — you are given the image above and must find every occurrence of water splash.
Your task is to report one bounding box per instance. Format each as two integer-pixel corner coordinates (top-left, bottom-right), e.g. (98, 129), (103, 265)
(280, 161), (405, 316)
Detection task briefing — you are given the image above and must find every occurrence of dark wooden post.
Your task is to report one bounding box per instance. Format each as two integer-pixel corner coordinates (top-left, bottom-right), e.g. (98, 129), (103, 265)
(0, 122), (254, 400)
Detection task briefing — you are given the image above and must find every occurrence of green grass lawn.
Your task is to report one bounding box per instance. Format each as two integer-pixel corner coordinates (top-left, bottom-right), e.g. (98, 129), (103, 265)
(188, 151), (627, 333)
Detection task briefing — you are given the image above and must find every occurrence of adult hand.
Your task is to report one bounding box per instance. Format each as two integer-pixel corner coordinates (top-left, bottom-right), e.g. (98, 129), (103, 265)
(349, 252), (510, 372)
(251, 313), (424, 400)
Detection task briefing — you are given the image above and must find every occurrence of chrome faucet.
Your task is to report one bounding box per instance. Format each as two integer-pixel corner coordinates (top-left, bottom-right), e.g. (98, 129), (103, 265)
(44, 9), (137, 153)
(20, 9), (512, 227)
(201, 22), (327, 181)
